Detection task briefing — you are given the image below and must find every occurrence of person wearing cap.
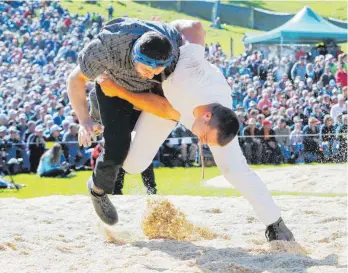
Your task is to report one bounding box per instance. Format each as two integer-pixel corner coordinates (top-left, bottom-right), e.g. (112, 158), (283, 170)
(6, 126), (30, 172)
(262, 105), (271, 118)
(259, 120), (280, 164)
(242, 118), (262, 164)
(46, 124), (63, 142)
(27, 125), (46, 173)
(303, 117), (322, 163)
(291, 56), (306, 81)
(336, 114), (348, 162)
(67, 17), (205, 225)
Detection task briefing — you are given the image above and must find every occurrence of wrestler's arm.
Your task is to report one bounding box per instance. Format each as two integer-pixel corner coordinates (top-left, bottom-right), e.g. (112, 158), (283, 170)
(169, 19), (205, 46)
(67, 65), (90, 123)
(97, 76), (181, 121)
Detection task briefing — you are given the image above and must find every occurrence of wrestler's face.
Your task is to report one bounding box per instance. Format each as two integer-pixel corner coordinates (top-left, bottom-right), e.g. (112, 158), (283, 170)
(134, 62), (165, 79)
(192, 113), (219, 146)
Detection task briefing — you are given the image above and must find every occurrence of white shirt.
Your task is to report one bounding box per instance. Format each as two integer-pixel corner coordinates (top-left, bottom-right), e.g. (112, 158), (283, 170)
(330, 104), (344, 123)
(162, 43), (232, 130)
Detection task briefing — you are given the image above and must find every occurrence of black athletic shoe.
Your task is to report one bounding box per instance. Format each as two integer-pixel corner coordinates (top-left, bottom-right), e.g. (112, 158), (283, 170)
(87, 178), (118, 225)
(265, 217), (295, 242)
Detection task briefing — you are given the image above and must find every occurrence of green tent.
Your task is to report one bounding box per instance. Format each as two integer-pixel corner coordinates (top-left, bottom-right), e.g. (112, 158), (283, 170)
(244, 6), (347, 45)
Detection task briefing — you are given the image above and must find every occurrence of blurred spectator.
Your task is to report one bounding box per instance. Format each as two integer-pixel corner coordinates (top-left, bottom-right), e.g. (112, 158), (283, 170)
(291, 56), (306, 81)
(53, 104), (65, 126)
(172, 125), (198, 167)
(27, 125), (46, 173)
(242, 118), (261, 164)
(330, 94), (346, 123)
(274, 118), (291, 163)
(243, 88), (258, 111)
(107, 5), (114, 21)
(319, 66), (335, 87)
(37, 143), (70, 177)
(289, 119), (304, 163)
(335, 63), (347, 87)
(336, 114), (347, 162)
(259, 120), (280, 164)
(303, 117), (322, 163)
(45, 124), (63, 142)
(320, 115), (337, 161)
(62, 123), (90, 170)
(6, 126), (30, 172)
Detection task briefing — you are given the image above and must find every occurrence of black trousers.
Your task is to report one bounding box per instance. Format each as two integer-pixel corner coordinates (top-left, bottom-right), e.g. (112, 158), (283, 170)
(113, 163), (156, 195)
(92, 83), (155, 194)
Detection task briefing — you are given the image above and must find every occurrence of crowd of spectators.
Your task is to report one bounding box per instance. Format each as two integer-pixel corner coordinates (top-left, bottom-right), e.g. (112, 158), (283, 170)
(205, 41), (347, 164)
(0, 1), (347, 176)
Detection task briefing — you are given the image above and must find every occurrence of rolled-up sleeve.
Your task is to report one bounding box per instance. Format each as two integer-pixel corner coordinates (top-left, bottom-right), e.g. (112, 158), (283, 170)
(78, 38), (109, 80)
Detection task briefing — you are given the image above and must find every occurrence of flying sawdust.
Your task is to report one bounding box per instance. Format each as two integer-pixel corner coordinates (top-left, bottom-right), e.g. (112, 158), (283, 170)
(142, 199), (229, 241)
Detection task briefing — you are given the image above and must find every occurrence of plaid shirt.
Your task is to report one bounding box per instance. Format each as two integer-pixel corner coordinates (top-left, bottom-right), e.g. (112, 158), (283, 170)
(78, 17), (182, 92)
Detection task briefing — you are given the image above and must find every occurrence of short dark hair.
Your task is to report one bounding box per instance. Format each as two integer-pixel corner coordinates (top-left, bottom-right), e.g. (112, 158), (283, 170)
(209, 104), (240, 146)
(138, 31), (173, 61)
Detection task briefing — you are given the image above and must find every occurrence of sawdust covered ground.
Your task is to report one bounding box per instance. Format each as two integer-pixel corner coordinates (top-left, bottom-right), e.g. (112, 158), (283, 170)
(0, 194), (347, 273)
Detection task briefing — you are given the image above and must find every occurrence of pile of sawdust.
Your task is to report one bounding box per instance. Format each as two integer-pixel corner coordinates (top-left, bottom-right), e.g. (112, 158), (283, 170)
(142, 199), (221, 241)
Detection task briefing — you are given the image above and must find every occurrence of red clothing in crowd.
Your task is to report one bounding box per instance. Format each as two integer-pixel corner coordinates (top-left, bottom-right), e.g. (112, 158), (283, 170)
(336, 70), (348, 87)
(257, 99), (272, 110)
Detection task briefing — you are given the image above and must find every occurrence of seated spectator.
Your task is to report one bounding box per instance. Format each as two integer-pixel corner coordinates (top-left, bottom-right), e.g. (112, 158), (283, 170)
(256, 114), (265, 129)
(320, 115), (337, 162)
(45, 124), (63, 142)
(172, 124), (198, 167)
(274, 118), (291, 163)
(289, 120), (304, 163)
(62, 120), (71, 134)
(16, 113), (28, 139)
(243, 88), (258, 111)
(27, 125), (46, 173)
(62, 123), (91, 170)
(336, 114), (347, 163)
(262, 105), (271, 118)
(37, 143), (70, 178)
(319, 65), (335, 87)
(53, 104), (65, 126)
(30, 105), (42, 122)
(330, 94), (346, 123)
(259, 120), (281, 164)
(23, 121), (36, 143)
(242, 118), (262, 164)
(257, 92), (272, 111)
(311, 104), (325, 122)
(303, 117), (322, 163)
(6, 126), (30, 172)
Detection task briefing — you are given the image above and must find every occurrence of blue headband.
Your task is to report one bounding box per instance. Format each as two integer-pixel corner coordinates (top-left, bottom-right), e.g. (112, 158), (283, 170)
(132, 40), (174, 69)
